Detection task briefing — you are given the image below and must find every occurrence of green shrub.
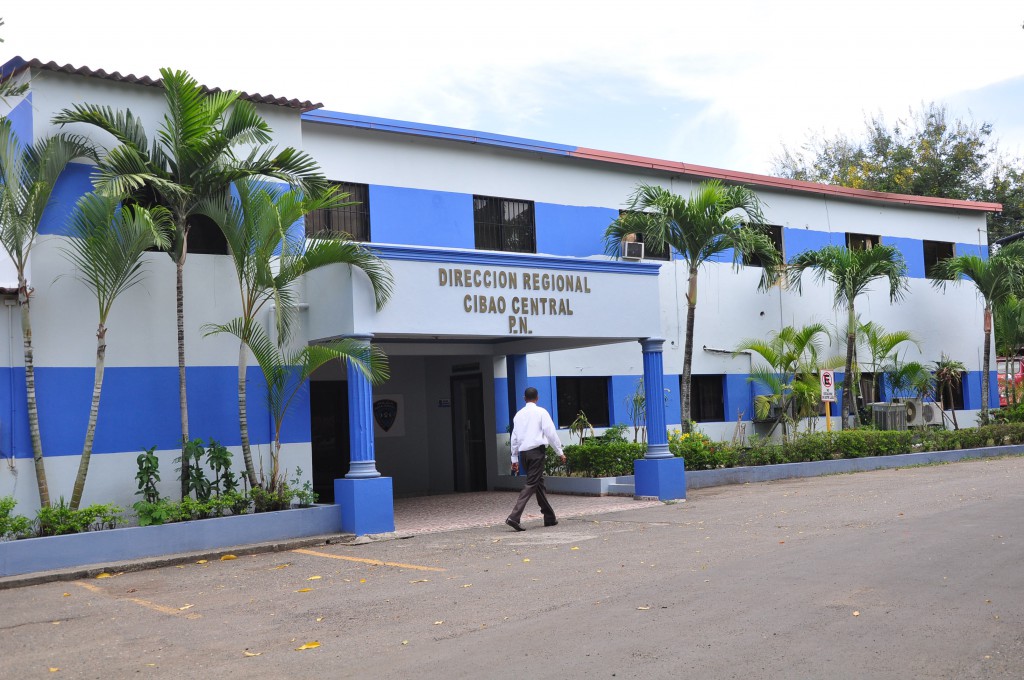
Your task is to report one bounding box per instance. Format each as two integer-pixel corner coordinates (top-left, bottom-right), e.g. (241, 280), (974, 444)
(548, 440), (646, 477)
(36, 499), (123, 537)
(0, 496), (32, 540)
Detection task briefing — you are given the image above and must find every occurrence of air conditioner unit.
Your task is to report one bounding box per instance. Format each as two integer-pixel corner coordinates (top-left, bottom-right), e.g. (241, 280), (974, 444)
(871, 402), (907, 431)
(622, 241), (644, 260)
(905, 399), (941, 427)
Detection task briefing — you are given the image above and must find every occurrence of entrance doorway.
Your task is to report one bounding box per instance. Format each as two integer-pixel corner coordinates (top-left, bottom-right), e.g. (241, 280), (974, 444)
(309, 380), (349, 503)
(451, 373), (487, 492)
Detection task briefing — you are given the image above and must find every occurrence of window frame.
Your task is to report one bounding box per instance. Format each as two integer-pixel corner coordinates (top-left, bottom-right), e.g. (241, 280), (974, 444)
(846, 232), (880, 251)
(555, 376), (611, 429)
(305, 181), (371, 242)
(618, 210), (670, 260)
(923, 240), (955, 280)
(742, 224), (784, 267)
(690, 374), (726, 423)
(473, 195), (536, 254)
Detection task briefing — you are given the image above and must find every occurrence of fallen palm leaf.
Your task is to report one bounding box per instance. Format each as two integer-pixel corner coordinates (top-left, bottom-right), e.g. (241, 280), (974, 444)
(220, 555), (237, 561)
(243, 651), (262, 657)
(179, 604), (194, 610)
(196, 560), (208, 565)
(295, 642), (320, 651)
(307, 576), (321, 581)
(637, 606), (651, 611)
(95, 573), (112, 579)
(295, 588), (313, 593)
(409, 579), (429, 584)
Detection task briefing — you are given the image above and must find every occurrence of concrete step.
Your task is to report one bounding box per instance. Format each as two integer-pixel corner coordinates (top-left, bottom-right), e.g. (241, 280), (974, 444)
(606, 482), (635, 496)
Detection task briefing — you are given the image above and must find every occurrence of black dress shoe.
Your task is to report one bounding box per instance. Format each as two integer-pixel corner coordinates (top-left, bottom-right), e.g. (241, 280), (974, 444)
(544, 518), (558, 527)
(506, 517), (525, 532)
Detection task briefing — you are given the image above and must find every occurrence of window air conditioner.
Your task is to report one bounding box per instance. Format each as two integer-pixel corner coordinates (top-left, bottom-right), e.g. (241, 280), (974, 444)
(622, 241), (644, 260)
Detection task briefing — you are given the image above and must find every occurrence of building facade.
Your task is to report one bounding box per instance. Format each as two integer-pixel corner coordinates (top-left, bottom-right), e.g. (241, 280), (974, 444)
(0, 58), (1000, 531)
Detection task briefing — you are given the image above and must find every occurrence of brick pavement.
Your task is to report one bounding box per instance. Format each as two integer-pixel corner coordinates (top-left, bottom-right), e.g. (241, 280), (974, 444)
(392, 491), (663, 535)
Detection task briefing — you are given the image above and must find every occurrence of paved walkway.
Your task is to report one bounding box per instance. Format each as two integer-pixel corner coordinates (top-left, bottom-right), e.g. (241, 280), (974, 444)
(393, 491), (662, 535)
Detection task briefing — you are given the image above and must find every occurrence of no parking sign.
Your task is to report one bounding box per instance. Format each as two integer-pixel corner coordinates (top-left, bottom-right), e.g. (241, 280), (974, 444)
(820, 370), (837, 402)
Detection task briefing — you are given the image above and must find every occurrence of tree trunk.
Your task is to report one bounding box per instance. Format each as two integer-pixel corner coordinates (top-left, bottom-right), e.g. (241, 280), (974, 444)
(176, 254), (190, 499)
(679, 268), (698, 434)
(982, 306), (992, 423)
(20, 283), (49, 508)
(843, 302), (857, 429)
(70, 324), (106, 510)
(947, 383), (960, 430)
(238, 339), (258, 487)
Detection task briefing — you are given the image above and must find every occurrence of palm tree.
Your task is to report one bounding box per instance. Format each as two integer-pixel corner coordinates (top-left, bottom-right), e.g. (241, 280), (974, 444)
(200, 180), (393, 487)
(994, 295), (1024, 406)
(932, 354), (967, 429)
(61, 194), (172, 509)
(0, 119), (96, 507)
(787, 245), (908, 428)
(220, 321), (388, 494)
(604, 180), (781, 431)
(54, 69), (326, 496)
(735, 323), (829, 437)
(857, 321), (919, 403)
(932, 249), (1024, 422)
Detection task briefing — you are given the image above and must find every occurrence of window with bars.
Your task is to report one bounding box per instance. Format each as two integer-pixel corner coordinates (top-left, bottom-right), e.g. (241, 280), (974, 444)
(305, 181), (371, 242)
(556, 377), (610, 428)
(474, 195), (536, 253)
(742, 224), (783, 267)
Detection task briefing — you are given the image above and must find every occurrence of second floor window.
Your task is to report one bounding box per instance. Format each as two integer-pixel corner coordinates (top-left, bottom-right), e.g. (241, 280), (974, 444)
(923, 240), (955, 279)
(743, 224), (783, 267)
(847, 232), (880, 251)
(306, 181), (370, 242)
(474, 195), (536, 253)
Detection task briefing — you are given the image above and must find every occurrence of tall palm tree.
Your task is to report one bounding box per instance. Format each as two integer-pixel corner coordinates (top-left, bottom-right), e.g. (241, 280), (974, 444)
(786, 244), (909, 428)
(604, 180), (781, 432)
(200, 180), (393, 487)
(932, 249), (1024, 422)
(54, 69), (326, 496)
(61, 194), (172, 509)
(0, 119), (96, 507)
(735, 323), (829, 437)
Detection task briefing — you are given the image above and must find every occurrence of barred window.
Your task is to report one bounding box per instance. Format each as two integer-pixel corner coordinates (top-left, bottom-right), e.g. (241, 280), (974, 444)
(474, 195), (536, 253)
(556, 377), (610, 428)
(305, 181), (370, 242)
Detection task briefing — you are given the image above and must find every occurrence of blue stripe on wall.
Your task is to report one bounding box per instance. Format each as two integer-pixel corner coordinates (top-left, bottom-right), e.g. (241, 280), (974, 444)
(7, 94), (32, 149)
(39, 162), (95, 236)
(784, 227), (836, 259)
(956, 242), (988, 260)
(369, 185), (475, 248)
(884, 236), (925, 278)
(535, 203), (616, 257)
(1, 366), (310, 459)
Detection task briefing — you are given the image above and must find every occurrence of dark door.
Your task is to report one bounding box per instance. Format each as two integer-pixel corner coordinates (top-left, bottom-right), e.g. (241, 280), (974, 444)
(310, 381), (349, 503)
(451, 374), (487, 492)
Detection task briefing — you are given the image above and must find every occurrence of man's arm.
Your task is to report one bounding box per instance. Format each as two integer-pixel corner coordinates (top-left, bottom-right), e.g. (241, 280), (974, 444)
(509, 417), (521, 472)
(541, 411), (566, 462)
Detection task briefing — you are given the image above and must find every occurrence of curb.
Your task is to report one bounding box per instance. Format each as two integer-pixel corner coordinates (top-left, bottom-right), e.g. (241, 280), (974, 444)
(0, 532), (354, 591)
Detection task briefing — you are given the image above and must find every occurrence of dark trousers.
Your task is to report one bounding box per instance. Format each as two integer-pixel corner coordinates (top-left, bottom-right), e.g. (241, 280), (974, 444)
(509, 446), (555, 523)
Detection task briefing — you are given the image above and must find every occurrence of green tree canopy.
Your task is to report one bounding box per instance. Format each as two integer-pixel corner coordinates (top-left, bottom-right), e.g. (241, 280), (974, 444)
(772, 103), (1022, 241)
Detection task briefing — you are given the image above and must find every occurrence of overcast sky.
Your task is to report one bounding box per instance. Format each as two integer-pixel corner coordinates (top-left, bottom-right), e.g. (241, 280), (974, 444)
(4, 1), (1024, 174)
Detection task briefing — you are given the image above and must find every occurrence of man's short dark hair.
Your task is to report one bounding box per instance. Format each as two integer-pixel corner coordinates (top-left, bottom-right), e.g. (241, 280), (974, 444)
(524, 387), (539, 401)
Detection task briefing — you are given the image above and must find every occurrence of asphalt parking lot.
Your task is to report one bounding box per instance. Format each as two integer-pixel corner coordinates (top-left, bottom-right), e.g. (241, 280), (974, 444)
(5, 456), (1023, 679)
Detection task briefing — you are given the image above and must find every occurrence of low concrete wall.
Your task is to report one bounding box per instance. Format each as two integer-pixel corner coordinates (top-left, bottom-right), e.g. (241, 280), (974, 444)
(0, 505), (343, 577)
(685, 445), (1024, 489)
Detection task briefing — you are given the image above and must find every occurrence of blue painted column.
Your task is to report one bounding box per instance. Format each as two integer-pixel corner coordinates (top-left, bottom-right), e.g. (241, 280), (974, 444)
(335, 334), (394, 535)
(506, 354), (528, 428)
(345, 345), (380, 479)
(641, 338), (671, 459)
(634, 337), (686, 500)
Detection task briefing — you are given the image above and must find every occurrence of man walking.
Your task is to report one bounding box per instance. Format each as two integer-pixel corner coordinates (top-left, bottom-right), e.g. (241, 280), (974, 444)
(506, 387), (566, 531)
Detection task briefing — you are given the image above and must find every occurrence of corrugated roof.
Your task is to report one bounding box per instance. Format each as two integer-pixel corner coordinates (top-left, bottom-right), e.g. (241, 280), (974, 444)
(0, 57), (322, 112)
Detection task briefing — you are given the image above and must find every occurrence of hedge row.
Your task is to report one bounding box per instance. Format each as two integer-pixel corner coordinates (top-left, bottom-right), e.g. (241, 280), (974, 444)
(545, 422), (1024, 478)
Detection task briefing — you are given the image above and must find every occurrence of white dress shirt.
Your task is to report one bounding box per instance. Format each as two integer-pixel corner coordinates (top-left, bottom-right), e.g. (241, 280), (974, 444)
(510, 401), (564, 463)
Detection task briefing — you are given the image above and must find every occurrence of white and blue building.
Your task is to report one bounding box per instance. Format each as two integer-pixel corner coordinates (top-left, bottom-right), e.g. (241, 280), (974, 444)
(0, 58), (1000, 533)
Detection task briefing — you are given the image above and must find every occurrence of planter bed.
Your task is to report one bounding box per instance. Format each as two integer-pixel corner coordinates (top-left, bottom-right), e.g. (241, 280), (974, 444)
(507, 443), (1024, 497)
(0, 504), (342, 578)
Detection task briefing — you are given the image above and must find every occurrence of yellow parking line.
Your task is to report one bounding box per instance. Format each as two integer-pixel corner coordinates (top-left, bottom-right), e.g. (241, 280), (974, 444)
(292, 548), (446, 572)
(73, 581), (202, 619)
